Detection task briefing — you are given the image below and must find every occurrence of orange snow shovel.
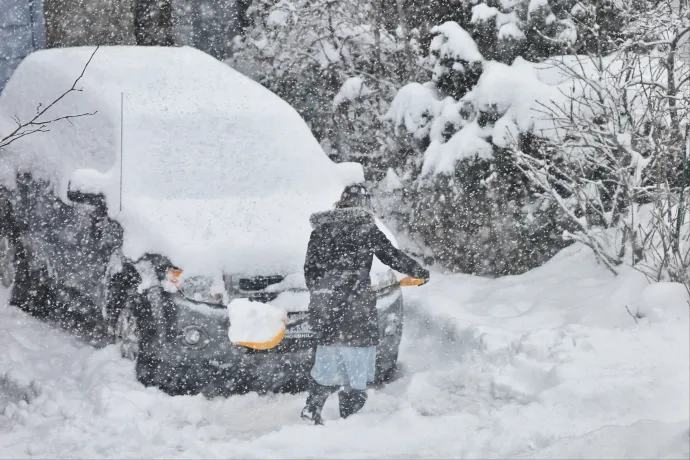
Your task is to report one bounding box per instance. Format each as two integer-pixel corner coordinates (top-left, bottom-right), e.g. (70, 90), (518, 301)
(228, 299), (287, 351)
(234, 324), (286, 350)
(399, 276), (427, 287)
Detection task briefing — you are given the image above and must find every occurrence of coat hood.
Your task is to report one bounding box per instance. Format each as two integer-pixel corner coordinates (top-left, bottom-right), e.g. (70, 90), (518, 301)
(309, 207), (375, 229)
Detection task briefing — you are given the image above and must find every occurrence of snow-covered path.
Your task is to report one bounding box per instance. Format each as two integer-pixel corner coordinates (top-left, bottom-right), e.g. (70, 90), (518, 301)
(0, 245), (688, 459)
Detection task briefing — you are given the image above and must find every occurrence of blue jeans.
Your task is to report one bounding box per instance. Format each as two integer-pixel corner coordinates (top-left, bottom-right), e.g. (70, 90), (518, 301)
(310, 345), (376, 391)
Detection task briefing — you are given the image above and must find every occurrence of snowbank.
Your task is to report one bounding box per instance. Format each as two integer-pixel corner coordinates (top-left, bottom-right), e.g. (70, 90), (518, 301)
(0, 46), (365, 277)
(514, 420), (689, 459)
(400, 243), (689, 458)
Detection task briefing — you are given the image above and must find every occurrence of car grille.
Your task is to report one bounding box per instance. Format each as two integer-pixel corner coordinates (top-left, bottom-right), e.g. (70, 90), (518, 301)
(236, 275), (284, 303)
(238, 275), (284, 291)
(243, 291), (279, 303)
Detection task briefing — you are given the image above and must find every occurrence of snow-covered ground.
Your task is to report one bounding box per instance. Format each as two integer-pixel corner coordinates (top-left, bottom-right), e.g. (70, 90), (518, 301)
(0, 244), (688, 459)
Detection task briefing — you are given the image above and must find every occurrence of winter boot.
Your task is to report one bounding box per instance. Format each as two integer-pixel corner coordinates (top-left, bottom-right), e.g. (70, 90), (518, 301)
(301, 383), (338, 425)
(338, 389), (367, 418)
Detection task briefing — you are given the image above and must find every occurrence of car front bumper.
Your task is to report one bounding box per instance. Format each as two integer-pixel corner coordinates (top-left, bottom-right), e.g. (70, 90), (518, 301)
(145, 288), (404, 392)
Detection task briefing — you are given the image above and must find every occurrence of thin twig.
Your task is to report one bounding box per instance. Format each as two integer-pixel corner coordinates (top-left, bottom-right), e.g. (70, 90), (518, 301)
(0, 45), (100, 150)
(625, 305), (639, 323)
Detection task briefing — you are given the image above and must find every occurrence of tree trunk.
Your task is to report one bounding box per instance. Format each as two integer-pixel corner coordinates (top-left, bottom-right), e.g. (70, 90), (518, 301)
(396, 0), (414, 81)
(132, 0), (174, 46)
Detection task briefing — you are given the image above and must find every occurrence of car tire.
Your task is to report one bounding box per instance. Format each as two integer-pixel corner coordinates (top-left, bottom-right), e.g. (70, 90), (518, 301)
(374, 349), (400, 384)
(8, 238), (51, 316)
(136, 355), (205, 396)
(0, 235), (16, 289)
(113, 290), (205, 396)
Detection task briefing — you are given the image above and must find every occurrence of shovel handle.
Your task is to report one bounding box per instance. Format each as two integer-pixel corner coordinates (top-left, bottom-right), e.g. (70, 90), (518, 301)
(399, 276), (427, 287)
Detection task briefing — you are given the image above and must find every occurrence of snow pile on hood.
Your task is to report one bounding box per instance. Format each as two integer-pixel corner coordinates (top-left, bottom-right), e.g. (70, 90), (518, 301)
(0, 46), (364, 277)
(227, 298), (287, 345)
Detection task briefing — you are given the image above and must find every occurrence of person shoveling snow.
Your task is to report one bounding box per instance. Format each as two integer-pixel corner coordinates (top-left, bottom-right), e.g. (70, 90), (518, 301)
(301, 184), (430, 425)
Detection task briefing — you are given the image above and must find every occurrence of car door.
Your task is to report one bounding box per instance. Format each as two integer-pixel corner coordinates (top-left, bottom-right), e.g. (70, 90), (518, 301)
(15, 172), (122, 315)
(52, 185), (123, 314)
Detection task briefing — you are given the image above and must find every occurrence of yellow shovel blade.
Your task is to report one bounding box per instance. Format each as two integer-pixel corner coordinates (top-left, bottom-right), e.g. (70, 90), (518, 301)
(399, 276), (426, 287)
(234, 326), (286, 350)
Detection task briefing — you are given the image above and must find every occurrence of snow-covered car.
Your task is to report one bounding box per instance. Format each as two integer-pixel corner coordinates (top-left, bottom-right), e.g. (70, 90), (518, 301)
(0, 46), (405, 395)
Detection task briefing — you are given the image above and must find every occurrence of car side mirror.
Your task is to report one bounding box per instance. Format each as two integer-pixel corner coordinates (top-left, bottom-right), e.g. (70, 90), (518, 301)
(67, 183), (106, 208)
(67, 168), (109, 209)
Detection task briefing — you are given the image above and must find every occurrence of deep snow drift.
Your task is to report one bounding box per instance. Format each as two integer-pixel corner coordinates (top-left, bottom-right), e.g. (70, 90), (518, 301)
(0, 244), (688, 458)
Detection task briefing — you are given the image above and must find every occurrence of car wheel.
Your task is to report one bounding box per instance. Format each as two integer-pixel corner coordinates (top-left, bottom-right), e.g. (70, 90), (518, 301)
(0, 235), (16, 288)
(115, 305), (141, 361)
(115, 292), (205, 396)
(137, 355), (206, 396)
(375, 349), (400, 384)
(9, 239), (49, 316)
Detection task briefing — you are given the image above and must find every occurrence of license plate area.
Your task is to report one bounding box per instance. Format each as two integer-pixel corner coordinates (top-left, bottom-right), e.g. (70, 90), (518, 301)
(285, 311), (313, 339)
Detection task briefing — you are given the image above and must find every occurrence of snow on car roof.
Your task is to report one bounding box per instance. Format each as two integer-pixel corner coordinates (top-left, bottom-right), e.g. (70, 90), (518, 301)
(0, 46), (365, 277)
(0, 45), (355, 199)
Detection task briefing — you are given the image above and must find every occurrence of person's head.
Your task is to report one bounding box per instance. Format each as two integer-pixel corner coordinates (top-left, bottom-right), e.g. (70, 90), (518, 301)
(335, 183), (372, 210)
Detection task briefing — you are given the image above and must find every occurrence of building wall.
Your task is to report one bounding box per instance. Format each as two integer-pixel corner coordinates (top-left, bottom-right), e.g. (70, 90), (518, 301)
(0, 0), (45, 90)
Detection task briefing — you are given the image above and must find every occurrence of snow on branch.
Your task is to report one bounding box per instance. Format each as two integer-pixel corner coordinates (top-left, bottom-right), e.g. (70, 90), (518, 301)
(0, 46), (100, 151)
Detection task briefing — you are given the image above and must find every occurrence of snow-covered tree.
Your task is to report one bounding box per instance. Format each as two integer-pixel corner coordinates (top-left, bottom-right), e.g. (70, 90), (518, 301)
(404, 0), (627, 63)
(381, 23), (568, 275)
(228, 0), (425, 173)
(44, 0), (135, 47)
(133, 0), (174, 46)
(380, 0), (688, 277)
(509, 0), (689, 281)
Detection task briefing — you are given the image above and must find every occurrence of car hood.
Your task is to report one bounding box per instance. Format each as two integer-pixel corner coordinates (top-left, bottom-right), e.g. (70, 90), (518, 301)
(118, 193), (398, 282)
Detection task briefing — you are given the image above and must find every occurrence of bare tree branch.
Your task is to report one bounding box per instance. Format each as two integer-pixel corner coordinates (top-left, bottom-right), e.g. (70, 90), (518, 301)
(0, 45), (100, 151)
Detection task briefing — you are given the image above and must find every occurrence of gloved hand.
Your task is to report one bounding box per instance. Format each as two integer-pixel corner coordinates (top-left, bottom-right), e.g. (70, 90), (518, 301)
(418, 268), (430, 285)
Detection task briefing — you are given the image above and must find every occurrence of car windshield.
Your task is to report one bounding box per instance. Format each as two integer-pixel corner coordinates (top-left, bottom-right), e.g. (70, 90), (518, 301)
(121, 119), (336, 200)
(119, 107), (341, 201)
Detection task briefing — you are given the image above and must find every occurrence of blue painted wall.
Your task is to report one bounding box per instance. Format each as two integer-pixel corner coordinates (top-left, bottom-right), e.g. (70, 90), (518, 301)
(0, 0), (45, 91)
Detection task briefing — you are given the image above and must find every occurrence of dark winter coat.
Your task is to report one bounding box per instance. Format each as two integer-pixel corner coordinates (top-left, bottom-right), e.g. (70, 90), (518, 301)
(304, 207), (428, 347)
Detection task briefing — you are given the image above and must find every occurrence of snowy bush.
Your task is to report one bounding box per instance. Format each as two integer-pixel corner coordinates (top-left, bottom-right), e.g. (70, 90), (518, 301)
(510, 0), (689, 284)
(403, 0), (626, 63)
(228, 0), (687, 280)
(381, 25), (570, 275)
(381, 0), (689, 279)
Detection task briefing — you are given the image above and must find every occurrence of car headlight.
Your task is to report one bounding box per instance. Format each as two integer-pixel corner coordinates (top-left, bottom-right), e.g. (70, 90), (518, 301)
(166, 269), (226, 304)
(184, 327), (201, 345)
(180, 325), (210, 348)
(384, 312), (401, 336)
